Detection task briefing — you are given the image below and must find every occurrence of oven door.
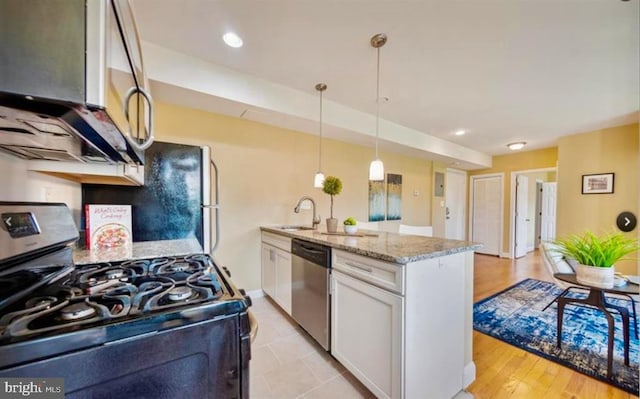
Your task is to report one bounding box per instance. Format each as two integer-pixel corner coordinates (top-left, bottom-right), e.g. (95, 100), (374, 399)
(0, 314), (248, 399)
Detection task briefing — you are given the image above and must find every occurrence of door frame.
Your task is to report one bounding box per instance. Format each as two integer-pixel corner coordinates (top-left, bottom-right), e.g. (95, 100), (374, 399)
(469, 173), (504, 256)
(445, 168), (467, 240)
(514, 174), (529, 258)
(508, 167), (556, 258)
(534, 180), (543, 250)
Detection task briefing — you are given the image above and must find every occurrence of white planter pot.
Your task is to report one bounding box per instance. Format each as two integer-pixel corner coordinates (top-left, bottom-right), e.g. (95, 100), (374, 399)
(344, 225), (358, 234)
(575, 264), (615, 289)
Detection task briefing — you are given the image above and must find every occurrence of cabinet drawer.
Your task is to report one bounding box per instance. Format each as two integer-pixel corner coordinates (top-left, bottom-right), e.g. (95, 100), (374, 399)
(332, 250), (405, 295)
(261, 232), (291, 252)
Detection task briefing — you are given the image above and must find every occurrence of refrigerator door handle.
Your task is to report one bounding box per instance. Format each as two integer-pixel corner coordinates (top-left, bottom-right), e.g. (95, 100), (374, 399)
(210, 159), (220, 253)
(201, 146), (220, 254)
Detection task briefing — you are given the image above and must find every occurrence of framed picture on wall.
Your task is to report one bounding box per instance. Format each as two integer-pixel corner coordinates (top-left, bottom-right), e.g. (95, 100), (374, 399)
(581, 173), (614, 194)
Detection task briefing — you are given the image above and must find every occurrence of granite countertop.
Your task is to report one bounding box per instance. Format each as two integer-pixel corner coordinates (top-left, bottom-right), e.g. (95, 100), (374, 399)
(74, 238), (204, 265)
(261, 226), (481, 264)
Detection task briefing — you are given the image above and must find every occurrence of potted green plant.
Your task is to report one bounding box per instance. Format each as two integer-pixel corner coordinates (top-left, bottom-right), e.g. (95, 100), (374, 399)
(552, 230), (639, 288)
(343, 217), (357, 234)
(322, 176), (342, 233)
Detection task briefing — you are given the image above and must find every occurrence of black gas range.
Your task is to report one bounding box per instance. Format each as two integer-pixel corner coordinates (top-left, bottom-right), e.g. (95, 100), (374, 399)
(0, 202), (254, 399)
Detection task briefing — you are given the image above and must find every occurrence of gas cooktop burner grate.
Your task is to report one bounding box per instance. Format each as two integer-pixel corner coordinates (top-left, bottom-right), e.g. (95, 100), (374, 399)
(0, 254), (228, 341)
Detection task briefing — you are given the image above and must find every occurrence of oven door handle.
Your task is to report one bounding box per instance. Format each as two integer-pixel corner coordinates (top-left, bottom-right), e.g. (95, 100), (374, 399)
(247, 310), (258, 343)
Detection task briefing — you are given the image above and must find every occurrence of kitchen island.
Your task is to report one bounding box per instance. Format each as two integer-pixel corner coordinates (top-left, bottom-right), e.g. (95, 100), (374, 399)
(260, 226), (481, 399)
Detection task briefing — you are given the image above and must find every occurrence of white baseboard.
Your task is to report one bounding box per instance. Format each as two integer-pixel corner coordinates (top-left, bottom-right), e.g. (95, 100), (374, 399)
(500, 252), (511, 259)
(462, 361), (476, 388)
(247, 289), (265, 299)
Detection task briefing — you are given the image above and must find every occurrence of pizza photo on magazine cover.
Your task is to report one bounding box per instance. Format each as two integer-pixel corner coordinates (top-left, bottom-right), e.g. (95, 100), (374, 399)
(91, 223), (132, 250)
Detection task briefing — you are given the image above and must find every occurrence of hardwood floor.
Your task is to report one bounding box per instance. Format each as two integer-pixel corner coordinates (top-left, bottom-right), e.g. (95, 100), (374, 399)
(467, 251), (635, 399)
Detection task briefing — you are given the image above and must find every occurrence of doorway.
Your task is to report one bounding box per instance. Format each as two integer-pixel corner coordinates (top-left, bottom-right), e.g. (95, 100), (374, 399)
(470, 173), (503, 256)
(509, 168), (557, 258)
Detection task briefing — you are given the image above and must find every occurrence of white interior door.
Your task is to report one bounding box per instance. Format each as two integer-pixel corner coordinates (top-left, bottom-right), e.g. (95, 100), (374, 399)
(514, 175), (529, 258)
(535, 181), (543, 249)
(471, 176), (501, 256)
(445, 169), (466, 240)
(541, 182), (557, 242)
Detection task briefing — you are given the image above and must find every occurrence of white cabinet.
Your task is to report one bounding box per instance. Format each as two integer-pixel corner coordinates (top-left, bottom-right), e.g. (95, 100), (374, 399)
(261, 245), (276, 299)
(331, 270), (404, 399)
(261, 232), (292, 315)
(331, 249), (468, 399)
(274, 250), (292, 314)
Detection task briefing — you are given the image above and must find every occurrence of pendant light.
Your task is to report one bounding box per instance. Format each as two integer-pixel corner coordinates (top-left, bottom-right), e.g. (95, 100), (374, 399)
(369, 33), (386, 181)
(313, 83), (327, 188)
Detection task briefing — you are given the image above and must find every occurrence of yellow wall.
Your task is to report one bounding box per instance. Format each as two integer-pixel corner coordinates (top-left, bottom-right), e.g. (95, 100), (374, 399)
(468, 147), (558, 254)
(557, 123), (639, 274)
(152, 101), (434, 290)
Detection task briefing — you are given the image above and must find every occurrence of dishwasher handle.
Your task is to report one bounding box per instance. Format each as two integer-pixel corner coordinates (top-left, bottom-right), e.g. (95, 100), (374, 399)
(291, 239), (330, 267)
(297, 244), (325, 255)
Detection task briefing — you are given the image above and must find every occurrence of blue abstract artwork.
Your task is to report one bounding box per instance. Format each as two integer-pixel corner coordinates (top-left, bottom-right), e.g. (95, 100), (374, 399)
(386, 173), (402, 221)
(368, 180), (385, 222)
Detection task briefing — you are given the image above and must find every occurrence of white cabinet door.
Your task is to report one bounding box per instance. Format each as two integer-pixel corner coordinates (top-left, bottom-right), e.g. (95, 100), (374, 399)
(261, 244), (276, 299)
(331, 270), (404, 399)
(274, 249), (292, 315)
(261, 233), (293, 315)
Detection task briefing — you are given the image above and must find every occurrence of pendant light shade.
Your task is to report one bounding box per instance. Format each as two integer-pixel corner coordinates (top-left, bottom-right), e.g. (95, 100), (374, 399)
(314, 83), (327, 188)
(314, 172), (325, 188)
(369, 158), (384, 181)
(369, 33), (386, 182)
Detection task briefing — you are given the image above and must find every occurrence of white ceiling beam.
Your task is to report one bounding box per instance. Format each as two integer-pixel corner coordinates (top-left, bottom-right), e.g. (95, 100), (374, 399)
(142, 42), (492, 169)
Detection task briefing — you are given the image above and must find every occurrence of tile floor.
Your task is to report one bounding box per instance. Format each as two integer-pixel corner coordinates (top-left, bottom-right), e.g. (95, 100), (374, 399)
(250, 295), (376, 399)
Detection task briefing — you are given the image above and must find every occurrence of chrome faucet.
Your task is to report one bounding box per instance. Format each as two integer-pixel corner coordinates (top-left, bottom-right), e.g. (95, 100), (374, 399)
(294, 196), (321, 230)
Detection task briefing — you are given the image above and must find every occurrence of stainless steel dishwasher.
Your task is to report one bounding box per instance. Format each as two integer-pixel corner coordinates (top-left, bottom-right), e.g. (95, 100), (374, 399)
(291, 238), (331, 350)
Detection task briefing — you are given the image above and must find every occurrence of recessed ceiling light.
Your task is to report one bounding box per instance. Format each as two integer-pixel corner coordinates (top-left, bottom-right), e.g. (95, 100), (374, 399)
(454, 130), (466, 136)
(507, 142), (527, 150)
(223, 32), (243, 48)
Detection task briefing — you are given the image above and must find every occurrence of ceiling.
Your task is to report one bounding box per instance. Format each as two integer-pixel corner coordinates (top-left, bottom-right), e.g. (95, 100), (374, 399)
(131, 0), (639, 168)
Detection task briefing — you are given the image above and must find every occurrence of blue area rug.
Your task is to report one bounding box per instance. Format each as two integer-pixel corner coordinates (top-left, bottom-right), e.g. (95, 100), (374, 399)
(473, 278), (639, 395)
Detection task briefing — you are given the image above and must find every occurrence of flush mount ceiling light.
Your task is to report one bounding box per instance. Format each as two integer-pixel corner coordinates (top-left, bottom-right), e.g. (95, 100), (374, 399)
(507, 141), (527, 150)
(454, 130), (466, 136)
(222, 32), (243, 48)
(313, 83), (327, 188)
(369, 33), (387, 182)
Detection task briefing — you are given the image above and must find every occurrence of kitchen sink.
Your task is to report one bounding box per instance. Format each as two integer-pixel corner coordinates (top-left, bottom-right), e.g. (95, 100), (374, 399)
(276, 225), (314, 231)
